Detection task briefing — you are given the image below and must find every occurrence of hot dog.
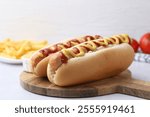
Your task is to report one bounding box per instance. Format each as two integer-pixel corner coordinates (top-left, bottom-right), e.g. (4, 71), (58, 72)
(27, 35), (102, 77)
(47, 34), (134, 86)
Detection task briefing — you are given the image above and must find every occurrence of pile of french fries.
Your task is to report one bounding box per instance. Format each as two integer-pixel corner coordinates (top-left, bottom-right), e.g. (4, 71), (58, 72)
(0, 39), (48, 59)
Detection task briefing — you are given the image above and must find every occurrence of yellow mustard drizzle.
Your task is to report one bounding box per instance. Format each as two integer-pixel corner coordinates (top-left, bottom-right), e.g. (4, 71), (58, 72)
(86, 37), (94, 41)
(39, 53), (44, 57)
(70, 41), (79, 45)
(56, 35), (98, 49)
(61, 34), (131, 59)
(111, 36), (120, 44)
(117, 34), (129, 43)
(105, 38), (115, 44)
(81, 41), (97, 51)
(61, 49), (71, 58)
(70, 47), (85, 57)
(57, 44), (66, 49)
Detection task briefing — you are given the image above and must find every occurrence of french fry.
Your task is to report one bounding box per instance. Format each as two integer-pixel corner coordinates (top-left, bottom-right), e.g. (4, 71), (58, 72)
(0, 39), (48, 59)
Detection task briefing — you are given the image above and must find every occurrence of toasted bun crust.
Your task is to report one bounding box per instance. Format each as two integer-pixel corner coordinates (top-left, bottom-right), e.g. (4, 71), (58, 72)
(23, 46), (50, 74)
(34, 56), (49, 77)
(47, 43), (134, 86)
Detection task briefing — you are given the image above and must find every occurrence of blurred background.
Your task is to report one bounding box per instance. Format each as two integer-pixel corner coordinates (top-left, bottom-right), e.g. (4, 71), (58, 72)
(0, 0), (149, 42)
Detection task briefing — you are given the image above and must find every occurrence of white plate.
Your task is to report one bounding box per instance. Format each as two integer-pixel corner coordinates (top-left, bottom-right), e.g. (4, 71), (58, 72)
(0, 57), (22, 64)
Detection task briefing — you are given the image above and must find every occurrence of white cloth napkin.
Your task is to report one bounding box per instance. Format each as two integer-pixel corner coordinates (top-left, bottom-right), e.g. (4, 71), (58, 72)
(134, 53), (150, 63)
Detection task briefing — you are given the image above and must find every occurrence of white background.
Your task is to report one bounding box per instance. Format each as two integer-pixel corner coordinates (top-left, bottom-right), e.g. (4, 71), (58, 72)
(0, 0), (150, 100)
(0, 0), (150, 41)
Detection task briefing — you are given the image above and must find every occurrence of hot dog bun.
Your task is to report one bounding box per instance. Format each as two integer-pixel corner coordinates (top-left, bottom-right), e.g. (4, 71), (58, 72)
(28, 35), (102, 77)
(34, 56), (49, 77)
(47, 34), (134, 86)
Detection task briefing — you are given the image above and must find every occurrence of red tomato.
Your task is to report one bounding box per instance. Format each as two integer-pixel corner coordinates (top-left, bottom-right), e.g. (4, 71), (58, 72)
(131, 38), (139, 52)
(140, 32), (150, 54)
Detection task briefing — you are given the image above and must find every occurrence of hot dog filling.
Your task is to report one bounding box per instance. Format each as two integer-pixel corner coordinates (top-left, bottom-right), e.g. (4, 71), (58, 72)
(58, 34), (132, 63)
(32, 35), (102, 68)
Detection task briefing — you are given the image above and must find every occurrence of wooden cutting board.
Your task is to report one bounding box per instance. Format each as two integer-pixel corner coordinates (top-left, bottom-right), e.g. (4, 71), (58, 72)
(20, 70), (150, 99)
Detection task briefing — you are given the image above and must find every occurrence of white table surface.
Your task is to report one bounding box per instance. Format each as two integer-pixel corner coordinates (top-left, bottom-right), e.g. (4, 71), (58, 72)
(0, 61), (149, 100)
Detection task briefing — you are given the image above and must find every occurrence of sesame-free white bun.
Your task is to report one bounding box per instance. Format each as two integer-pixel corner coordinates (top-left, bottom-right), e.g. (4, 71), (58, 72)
(47, 43), (134, 86)
(34, 57), (49, 77)
(23, 45), (50, 76)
